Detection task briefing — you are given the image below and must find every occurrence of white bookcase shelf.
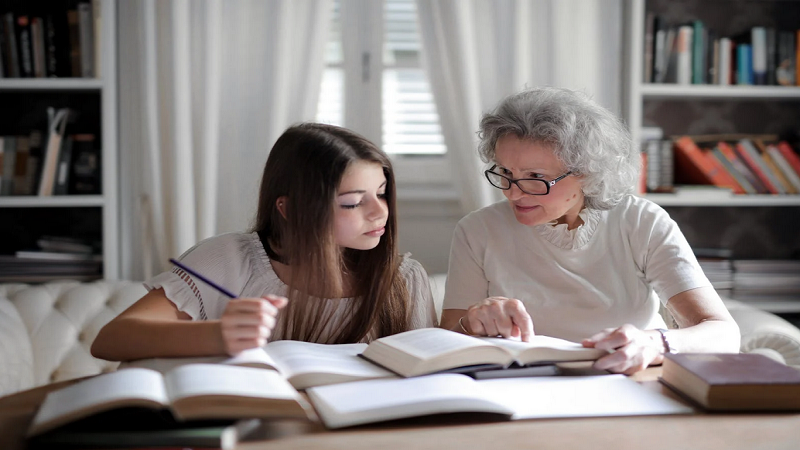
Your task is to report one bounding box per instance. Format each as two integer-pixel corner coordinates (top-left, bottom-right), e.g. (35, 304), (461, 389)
(644, 193), (800, 207)
(641, 84), (800, 100)
(0, 0), (119, 280)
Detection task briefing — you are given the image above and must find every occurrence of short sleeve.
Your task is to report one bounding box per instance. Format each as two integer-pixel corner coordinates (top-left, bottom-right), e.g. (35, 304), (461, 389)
(442, 215), (490, 311)
(629, 200), (712, 303)
(400, 256), (438, 329)
(144, 233), (254, 320)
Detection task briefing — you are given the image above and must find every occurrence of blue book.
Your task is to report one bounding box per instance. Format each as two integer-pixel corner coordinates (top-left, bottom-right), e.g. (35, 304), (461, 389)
(737, 44), (752, 85)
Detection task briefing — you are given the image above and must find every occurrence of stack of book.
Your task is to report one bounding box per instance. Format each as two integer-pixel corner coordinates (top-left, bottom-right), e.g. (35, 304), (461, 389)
(0, 235), (102, 282)
(732, 259), (800, 308)
(695, 248), (735, 297)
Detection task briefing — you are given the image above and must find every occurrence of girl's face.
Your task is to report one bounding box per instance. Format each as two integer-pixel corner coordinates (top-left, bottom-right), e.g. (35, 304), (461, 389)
(334, 161), (389, 250)
(494, 135), (585, 227)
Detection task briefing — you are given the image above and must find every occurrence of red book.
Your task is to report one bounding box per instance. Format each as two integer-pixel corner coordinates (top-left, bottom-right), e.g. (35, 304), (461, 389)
(776, 141), (800, 177)
(734, 141), (780, 194)
(673, 136), (744, 193)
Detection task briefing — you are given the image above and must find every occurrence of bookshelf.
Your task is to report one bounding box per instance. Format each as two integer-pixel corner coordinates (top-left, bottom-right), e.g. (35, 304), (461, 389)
(622, 0), (800, 316)
(0, 0), (118, 281)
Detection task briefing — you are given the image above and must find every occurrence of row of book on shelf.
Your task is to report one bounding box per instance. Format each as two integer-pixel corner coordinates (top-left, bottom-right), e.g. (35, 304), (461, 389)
(642, 130), (800, 195)
(0, 0), (100, 79)
(644, 13), (800, 86)
(0, 106), (100, 196)
(0, 234), (102, 283)
(23, 328), (800, 448)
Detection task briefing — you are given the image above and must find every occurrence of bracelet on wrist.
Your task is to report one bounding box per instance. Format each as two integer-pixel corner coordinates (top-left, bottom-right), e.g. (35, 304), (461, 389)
(458, 316), (471, 335)
(655, 328), (677, 354)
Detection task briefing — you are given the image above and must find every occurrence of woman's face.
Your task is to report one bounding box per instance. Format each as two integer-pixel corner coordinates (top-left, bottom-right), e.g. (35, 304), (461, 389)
(333, 161), (389, 250)
(493, 135), (585, 227)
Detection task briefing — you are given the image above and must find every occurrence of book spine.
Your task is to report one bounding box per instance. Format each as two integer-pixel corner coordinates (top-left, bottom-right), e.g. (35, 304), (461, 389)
(710, 146), (754, 194)
(776, 142), (800, 175)
(30, 17), (46, 78)
(676, 26), (693, 85)
(77, 2), (93, 78)
(761, 150), (795, 194)
(718, 142), (768, 194)
(735, 141), (781, 194)
(673, 136), (741, 192)
(2, 136), (17, 195)
(765, 28), (777, 85)
(751, 27), (767, 85)
(15, 13), (33, 77)
(692, 20), (704, 84)
(12, 136), (30, 195)
(736, 44), (752, 85)
(767, 145), (800, 193)
(67, 9), (80, 77)
(3, 12), (19, 77)
(718, 37), (731, 85)
(53, 136), (74, 195)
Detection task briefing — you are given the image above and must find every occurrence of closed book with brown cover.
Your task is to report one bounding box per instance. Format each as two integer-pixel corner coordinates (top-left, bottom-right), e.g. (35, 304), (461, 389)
(661, 353), (800, 411)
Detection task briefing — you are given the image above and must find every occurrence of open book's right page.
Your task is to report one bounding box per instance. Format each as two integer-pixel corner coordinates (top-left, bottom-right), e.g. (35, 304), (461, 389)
(478, 336), (608, 365)
(478, 375), (693, 419)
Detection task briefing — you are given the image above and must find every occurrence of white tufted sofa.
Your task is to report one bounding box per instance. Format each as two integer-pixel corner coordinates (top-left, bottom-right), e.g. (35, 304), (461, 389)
(1, 277), (799, 399)
(0, 280), (146, 398)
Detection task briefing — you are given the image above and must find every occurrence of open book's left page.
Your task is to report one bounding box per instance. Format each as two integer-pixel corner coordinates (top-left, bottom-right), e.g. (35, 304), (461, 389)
(28, 369), (170, 437)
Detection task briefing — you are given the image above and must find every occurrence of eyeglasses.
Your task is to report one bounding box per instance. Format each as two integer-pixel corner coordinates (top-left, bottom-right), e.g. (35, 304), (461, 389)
(484, 165), (573, 195)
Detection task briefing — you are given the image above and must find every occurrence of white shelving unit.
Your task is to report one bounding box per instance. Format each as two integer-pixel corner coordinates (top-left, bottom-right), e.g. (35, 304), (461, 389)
(0, 0), (118, 280)
(623, 0), (800, 314)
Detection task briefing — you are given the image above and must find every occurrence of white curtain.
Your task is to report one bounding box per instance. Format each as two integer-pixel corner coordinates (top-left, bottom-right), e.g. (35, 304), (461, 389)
(118, 0), (332, 280)
(415, 0), (623, 214)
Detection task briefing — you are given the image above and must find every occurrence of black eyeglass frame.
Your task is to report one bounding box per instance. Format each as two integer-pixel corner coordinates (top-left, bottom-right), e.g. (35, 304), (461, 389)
(484, 165), (573, 196)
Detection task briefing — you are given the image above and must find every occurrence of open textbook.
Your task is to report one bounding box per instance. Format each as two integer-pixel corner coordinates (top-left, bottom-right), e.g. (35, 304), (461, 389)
(28, 364), (311, 438)
(125, 341), (397, 390)
(306, 374), (693, 429)
(360, 328), (608, 377)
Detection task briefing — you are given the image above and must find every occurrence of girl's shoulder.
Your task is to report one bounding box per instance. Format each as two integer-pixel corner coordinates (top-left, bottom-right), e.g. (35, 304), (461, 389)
(179, 232), (261, 259)
(398, 253), (430, 282)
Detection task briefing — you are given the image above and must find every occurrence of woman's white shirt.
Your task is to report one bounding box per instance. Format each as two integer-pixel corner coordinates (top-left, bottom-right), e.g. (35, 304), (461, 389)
(443, 194), (711, 343)
(145, 232), (437, 343)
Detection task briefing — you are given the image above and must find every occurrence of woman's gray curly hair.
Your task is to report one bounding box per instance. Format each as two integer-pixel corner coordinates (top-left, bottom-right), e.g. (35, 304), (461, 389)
(478, 87), (639, 210)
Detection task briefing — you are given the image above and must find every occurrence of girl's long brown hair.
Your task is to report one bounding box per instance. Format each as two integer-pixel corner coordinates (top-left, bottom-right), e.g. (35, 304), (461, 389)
(253, 123), (410, 343)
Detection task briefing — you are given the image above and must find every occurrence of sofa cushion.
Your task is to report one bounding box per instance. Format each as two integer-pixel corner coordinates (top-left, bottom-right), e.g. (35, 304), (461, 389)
(0, 294), (34, 397)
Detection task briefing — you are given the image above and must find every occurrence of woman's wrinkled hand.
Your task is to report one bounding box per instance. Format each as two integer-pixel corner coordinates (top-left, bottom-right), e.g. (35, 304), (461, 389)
(463, 297), (534, 342)
(220, 295), (288, 355)
(582, 324), (664, 374)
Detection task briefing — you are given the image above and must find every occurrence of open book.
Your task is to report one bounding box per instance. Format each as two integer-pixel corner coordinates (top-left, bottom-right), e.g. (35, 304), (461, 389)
(125, 341), (397, 390)
(28, 364), (312, 438)
(360, 328), (608, 377)
(306, 373), (693, 429)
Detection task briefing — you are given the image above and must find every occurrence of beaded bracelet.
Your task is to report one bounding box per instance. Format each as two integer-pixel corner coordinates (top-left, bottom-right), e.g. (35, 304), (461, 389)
(655, 328), (677, 354)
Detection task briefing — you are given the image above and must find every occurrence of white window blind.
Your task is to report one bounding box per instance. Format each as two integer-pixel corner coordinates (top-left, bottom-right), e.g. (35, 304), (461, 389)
(316, 0), (446, 156)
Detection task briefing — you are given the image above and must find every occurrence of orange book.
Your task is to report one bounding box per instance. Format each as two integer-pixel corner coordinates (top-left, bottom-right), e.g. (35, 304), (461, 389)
(735, 140), (780, 194)
(762, 151), (797, 194)
(776, 141), (800, 176)
(718, 142), (768, 194)
(673, 136), (745, 193)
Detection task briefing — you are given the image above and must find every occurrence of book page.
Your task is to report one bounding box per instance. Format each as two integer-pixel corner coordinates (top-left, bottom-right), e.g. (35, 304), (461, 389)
(306, 374), (514, 429)
(164, 364), (299, 403)
(29, 369), (169, 436)
(478, 375), (692, 419)
(375, 328), (506, 359)
(479, 335), (606, 364)
(265, 341), (395, 389)
(119, 347), (280, 374)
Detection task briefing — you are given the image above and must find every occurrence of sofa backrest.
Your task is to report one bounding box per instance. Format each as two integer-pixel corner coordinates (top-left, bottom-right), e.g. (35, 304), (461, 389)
(0, 281), (146, 398)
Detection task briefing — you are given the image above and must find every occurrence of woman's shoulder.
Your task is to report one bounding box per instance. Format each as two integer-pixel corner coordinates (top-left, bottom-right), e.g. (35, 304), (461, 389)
(609, 194), (670, 222)
(399, 253), (428, 278)
(180, 231), (261, 259)
(457, 200), (512, 229)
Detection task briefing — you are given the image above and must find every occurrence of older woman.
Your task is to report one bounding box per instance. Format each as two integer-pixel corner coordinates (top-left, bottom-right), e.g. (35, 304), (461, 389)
(441, 87), (740, 374)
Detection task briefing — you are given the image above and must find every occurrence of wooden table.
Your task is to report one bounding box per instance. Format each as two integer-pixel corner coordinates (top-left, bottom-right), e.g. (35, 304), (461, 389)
(2, 368), (800, 450)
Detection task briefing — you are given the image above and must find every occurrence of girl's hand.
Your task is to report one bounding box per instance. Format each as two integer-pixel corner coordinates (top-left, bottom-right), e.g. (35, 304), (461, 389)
(582, 324), (664, 374)
(220, 295), (288, 355)
(463, 297), (534, 342)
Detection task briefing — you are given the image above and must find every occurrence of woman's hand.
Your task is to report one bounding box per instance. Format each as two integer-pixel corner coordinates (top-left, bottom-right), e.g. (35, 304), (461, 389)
(220, 295), (288, 355)
(463, 297), (535, 342)
(581, 324), (664, 374)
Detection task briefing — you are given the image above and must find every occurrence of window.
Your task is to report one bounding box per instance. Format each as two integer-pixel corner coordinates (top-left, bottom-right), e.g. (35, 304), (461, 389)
(317, 0), (453, 194)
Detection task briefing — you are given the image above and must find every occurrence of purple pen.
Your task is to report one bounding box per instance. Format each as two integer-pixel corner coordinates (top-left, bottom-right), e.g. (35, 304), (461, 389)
(169, 258), (237, 298)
